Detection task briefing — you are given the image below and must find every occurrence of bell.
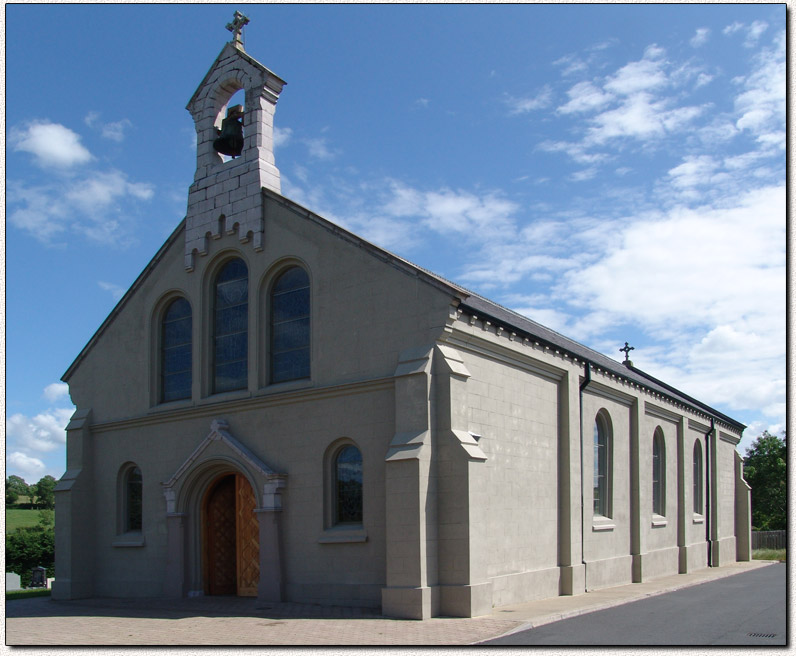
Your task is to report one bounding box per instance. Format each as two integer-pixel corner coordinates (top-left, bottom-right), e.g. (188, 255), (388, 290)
(213, 105), (244, 158)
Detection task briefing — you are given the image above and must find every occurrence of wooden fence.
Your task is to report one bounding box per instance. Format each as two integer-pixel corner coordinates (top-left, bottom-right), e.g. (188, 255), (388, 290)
(752, 530), (786, 550)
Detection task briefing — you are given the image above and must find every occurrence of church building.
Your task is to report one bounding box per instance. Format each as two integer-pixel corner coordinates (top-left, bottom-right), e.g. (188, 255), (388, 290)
(54, 16), (752, 619)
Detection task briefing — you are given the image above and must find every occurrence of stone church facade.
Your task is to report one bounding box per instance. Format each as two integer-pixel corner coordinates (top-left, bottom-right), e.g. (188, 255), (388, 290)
(54, 23), (752, 619)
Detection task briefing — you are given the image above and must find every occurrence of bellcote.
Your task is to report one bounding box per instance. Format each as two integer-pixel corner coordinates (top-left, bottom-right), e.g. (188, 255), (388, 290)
(184, 16), (287, 271)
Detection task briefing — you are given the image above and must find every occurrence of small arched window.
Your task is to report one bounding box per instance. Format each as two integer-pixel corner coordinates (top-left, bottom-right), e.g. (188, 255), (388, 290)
(593, 412), (612, 517)
(693, 440), (703, 514)
(214, 258), (248, 393)
(161, 297), (192, 402)
(270, 266), (310, 384)
(124, 466), (143, 533)
(334, 445), (363, 525)
(652, 429), (666, 516)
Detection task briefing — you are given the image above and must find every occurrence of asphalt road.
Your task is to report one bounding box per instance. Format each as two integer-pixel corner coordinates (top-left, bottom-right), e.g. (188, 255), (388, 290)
(483, 561), (787, 646)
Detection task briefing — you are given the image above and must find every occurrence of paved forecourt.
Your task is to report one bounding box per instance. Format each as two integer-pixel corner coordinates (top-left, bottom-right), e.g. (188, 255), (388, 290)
(5, 560), (773, 646)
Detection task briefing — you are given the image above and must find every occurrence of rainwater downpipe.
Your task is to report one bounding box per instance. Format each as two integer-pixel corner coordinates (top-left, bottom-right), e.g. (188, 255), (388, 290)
(579, 362), (593, 571)
(705, 419), (715, 567)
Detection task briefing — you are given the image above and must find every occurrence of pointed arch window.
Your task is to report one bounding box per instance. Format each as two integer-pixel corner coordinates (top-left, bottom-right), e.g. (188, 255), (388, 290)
(213, 258), (248, 393)
(693, 440), (703, 514)
(652, 429), (666, 516)
(593, 412), (612, 517)
(270, 266), (310, 384)
(161, 297), (192, 402)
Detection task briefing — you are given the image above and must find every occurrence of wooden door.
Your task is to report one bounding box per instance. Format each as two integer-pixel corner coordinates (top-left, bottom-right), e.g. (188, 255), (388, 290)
(235, 474), (260, 596)
(205, 475), (237, 595)
(204, 473), (260, 596)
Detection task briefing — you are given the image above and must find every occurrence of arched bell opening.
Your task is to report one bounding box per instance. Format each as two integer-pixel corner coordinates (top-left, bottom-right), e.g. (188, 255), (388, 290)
(201, 470), (260, 597)
(213, 87), (247, 162)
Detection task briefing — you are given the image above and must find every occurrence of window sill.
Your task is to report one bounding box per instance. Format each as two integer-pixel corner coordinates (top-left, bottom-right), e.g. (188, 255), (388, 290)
(692, 514), (705, 524)
(150, 398), (194, 413)
(651, 515), (668, 527)
(318, 527), (367, 544)
(592, 516), (615, 532)
(199, 389), (251, 405)
(113, 534), (145, 548)
(258, 378), (313, 396)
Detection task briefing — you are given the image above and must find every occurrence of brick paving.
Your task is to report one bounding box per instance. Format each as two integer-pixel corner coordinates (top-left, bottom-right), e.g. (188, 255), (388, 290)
(5, 561), (772, 646)
(5, 596), (521, 646)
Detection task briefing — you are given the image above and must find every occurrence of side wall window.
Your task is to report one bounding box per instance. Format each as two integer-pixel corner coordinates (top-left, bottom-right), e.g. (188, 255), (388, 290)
(593, 411), (612, 518)
(652, 428), (666, 516)
(214, 258), (248, 393)
(270, 266), (310, 384)
(121, 465), (143, 533)
(334, 445), (363, 525)
(161, 297), (192, 402)
(693, 440), (703, 514)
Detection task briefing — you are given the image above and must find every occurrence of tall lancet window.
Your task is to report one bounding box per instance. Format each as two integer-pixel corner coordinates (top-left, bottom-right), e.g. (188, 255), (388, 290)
(161, 297), (192, 402)
(593, 412), (611, 517)
(270, 266), (310, 384)
(335, 445), (363, 525)
(693, 440), (703, 514)
(214, 258), (248, 393)
(653, 429), (666, 516)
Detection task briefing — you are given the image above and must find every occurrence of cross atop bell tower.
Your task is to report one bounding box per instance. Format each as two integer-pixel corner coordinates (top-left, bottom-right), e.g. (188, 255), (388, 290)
(183, 15), (287, 271)
(226, 11), (249, 48)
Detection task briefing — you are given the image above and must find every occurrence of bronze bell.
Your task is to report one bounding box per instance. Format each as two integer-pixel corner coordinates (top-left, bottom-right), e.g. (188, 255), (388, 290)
(213, 105), (244, 158)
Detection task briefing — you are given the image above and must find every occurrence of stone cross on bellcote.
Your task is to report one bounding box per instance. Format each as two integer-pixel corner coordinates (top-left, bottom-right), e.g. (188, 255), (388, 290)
(226, 11), (250, 48)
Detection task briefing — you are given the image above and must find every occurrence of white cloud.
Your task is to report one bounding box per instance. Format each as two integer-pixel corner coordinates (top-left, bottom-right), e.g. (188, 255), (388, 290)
(505, 86), (553, 114)
(694, 73), (714, 88)
(8, 170), (155, 246)
(304, 136), (336, 160)
(734, 32), (785, 139)
(7, 452), (48, 481)
(274, 126), (293, 148)
(43, 382), (69, 402)
(690, 28), (710, 48)
(558, 81), (614, 114)
(10, 120), (93, 168)
(101, 118), (132, 142)
(98, 281), (126, 301)
(604, 48), (668, 96)
(7, 408), (73, 454)
(745, 20), (769, 47)
(723, 22), (744, 36)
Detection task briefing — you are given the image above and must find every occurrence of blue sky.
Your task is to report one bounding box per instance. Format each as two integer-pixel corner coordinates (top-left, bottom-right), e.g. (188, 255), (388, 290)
(6, 4), (785, 482)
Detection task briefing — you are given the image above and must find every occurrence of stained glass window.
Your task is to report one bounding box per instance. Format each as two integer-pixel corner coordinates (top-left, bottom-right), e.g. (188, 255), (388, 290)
(126, 467), (142, 532)
(161, 297), (192, 402)
(270, 267), (310, 384)
(214, 258), (248, 393)
(335, 446), (363, 524)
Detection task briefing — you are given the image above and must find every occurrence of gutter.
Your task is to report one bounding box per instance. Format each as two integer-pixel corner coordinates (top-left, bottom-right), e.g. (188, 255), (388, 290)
(705, 419), (715, 567)
(579, 362), (593, 571)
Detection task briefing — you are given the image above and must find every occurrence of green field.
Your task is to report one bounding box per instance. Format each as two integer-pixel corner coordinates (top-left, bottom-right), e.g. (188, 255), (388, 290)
(6, 508), (42, 532)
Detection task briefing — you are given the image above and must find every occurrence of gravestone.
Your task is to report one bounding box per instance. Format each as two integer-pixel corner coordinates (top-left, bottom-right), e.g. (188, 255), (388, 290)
(6, 572), (22, 591)
(30, 566), (47, 588)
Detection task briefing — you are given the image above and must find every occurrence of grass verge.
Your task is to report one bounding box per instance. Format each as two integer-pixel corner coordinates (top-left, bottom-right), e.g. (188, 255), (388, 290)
(752, 548), (786, 561)
(6, 589), (51, 601)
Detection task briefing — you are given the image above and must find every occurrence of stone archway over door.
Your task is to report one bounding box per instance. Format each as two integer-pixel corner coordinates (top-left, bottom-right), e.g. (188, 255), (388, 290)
(204, 473), (259, 596)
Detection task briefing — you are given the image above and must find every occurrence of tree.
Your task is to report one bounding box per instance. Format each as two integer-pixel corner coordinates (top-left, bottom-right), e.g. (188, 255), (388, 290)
(743, 431), (786, 531)
(7, 475), (30, 504)
(5, 524), (55, 587)
(6, 478), (19, 505)
(32, 475), (57, 510)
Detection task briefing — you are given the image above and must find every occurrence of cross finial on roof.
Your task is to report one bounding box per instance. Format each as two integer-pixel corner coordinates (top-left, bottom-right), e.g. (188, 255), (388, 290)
(620, 342), (635, 366)
(226, 11), (250, 48)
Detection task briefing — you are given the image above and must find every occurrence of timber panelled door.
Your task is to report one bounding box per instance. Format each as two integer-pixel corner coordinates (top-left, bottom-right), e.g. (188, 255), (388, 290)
(203, 473), (259, 596)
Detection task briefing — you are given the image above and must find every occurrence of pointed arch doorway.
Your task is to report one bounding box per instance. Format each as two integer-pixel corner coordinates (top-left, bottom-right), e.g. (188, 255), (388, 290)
(203, 472), (260, 596)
